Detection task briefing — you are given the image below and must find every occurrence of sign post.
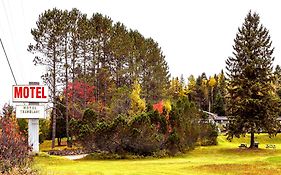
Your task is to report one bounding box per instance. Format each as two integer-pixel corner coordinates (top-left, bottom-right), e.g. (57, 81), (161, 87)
(13, 82), (48, 153)
(28, 118), (40, 152)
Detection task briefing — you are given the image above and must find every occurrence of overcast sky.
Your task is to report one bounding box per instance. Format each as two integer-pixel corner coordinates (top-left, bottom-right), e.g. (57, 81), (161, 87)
(1, 0), (281, 107)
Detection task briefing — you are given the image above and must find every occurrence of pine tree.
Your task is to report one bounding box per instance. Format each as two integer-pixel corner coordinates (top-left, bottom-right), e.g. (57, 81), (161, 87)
(274, 65), (281, 97)
(212, 70), (227, 115)
(194, 73), (209, 111)
(226, 11), (280, 148)
(28, 8), (65, 149)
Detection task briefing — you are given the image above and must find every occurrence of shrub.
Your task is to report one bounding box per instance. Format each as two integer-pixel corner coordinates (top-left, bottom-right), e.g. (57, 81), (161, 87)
(85, 152), (122, 160)
(93, 115), (129, 153)
(152, 149), (170, 158)
(82, 108), (97, 126)
(91, 112), (166, 156)
(0, 105), (33, 173)
(2, 165), (37, 175)
(197, 123), (218, 146)
(69, 117), (80, 139)
(39, 119), (50, 144)
(17, 118), (28, 136)
(72, 97), (204, 156)
(76, 112), (165, 156)
(164, 97), (200, 154)
(125, 113), (163, 156)
(69, 109), (99, 150)
(83, 151), (145, 160)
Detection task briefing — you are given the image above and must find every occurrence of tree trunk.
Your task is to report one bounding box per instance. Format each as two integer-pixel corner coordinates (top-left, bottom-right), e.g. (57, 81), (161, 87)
(51, 46), (57, 149)
(71, 38), (77, 119)
(210, 88), (213, 112)
(58, 137), (61, 146)
(96, 46), (100, 102)
(250, 130), (255, 148)
(208, 99), (211, 113)
(83, 43), (87, 108)
(65, 36), (70, 147)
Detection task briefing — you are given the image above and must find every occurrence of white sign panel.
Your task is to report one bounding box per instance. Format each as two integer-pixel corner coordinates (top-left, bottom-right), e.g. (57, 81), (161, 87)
(16, 105), (45, 119)
(12, 85), (48, 103)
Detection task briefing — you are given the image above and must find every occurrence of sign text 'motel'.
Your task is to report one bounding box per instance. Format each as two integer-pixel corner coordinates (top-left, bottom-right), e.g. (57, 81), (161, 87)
(12, 85), (48, 103)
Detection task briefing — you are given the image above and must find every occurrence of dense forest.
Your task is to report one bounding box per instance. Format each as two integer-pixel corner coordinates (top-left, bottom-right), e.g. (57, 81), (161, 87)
(27, 9), (281, 155)
(27, 8), (221, 154)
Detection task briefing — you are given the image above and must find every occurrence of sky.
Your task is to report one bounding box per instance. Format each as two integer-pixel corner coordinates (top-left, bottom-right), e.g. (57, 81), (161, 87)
(1, 0), (281, 108)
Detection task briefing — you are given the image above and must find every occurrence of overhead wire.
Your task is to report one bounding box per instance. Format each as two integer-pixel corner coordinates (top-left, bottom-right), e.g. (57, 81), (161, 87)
(1, 0), (25, 83)
(0, 38), (17, 85)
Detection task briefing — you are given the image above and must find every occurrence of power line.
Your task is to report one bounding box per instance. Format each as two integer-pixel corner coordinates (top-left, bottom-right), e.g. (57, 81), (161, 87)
(1, 0), (25, 82)
(0, 38), (17, 85)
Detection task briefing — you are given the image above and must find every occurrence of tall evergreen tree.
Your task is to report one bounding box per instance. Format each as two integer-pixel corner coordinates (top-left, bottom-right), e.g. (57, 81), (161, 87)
(141, 38), (170, 102)
(60, 10), (71, 146)
(226, 11), (280, 148)
(274, 65), (281, 97)
(28, 8), (65, 149)
(194, 73), (208, 111)
(91, 13), (113, 103)
(212, 71), (226, 115)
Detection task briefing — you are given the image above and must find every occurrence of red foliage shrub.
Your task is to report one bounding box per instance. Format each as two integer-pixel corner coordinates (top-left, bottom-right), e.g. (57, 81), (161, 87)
(0, 105), (32, 173)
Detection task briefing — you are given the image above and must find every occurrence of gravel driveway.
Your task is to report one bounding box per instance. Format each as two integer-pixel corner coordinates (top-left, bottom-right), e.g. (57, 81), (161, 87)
(63, 154), (88, 160)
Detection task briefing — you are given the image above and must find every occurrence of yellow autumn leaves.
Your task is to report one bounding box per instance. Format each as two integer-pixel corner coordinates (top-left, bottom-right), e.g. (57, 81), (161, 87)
(129, 80), (172, 115)
(129, 81), (146, 115)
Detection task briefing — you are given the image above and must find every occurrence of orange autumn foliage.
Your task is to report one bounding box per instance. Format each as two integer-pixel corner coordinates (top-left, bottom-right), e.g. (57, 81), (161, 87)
(153, 100), (164, 114)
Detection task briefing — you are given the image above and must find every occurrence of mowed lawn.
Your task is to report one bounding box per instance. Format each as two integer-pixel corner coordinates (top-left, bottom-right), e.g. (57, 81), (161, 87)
(33, 134), (281, 175)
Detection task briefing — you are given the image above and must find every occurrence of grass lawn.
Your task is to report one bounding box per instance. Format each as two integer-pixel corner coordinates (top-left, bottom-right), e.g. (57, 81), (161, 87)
(33, 134), (281, 175)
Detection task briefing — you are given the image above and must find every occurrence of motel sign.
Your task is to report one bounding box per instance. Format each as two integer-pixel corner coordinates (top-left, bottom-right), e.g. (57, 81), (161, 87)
(12, 85), (48, 103)
(12, 83), (48, 153)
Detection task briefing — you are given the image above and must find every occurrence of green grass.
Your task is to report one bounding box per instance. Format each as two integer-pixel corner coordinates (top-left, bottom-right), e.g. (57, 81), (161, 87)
(33, 133), (281, 175)
(40, 138), (82, 152)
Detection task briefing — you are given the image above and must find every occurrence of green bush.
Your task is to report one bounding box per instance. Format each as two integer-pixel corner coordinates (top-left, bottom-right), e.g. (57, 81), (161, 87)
(82, 108), (97, 126)
(197, 123), (218, 146)
(164, 97), (200, 154)
(152, 149), (170, 158)
(84, 152), (122, 160)
(84, 151), (146, 160)
(72, 97), (205, 156)
(17, 119), (28, 136)
(39, 119), (50, 144)
(93, 115), (129, 153)
(126, 113), (163, 156)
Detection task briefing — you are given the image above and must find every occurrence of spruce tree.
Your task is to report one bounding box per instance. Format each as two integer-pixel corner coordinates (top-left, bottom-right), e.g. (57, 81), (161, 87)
(226, 11), (280, 148)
